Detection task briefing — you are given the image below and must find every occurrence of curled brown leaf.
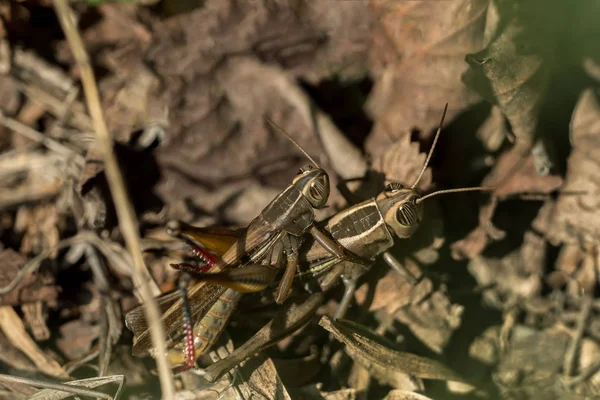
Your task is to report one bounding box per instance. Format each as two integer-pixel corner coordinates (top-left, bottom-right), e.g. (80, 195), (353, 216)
(366, 0), (488, 156)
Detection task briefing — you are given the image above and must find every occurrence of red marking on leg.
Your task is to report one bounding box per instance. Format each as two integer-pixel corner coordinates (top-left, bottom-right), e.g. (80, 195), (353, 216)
(189, 243), (217, 271)
(184, 322), (196, 369)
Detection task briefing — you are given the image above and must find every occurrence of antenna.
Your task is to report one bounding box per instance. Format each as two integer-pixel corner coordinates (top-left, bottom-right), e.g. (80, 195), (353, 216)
(416, 186), (494, 204)
(265, 117), (320, 168)
(411, 103), (448, 189)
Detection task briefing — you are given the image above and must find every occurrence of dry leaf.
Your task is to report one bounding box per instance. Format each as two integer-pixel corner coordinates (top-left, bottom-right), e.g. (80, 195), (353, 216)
(468, 231), (545, 309)
(571, 338), (600, 397)
(0, 306), (65, 378)
(469, 325), (500, 366)
(548, 89), (600, 245)
(0, 249), (58, 307)
(143, 0), (370, 220)
(493, 325), (570, 399)
(476, 105), (509, 152)
(451, 146), (562, 260)
(320, 316), (467, 389)
(394, 280), (464, 353)
(237, 354), (293, 400)
(21, 302), (49, 341)
(354, 268), (414, 315)
(155, 56), (345, 220)
(482, 146), (563, 199)
(464, 5), (547, 148)
(373, 134), (431, 193)
(28, 375), (124, 400)
(366, 0), (488, 156)
(15, 204), (60, 256)
(0, 330), (37, 373)
(56, 320), (99, 361)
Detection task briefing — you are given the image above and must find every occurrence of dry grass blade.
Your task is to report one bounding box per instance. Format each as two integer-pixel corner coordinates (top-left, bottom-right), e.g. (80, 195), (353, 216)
(0, 182), (61, 209)
(238, 354), (292, 400)
(320, 316), (468, 386)
(0, 374), (124, 400)
(52, 1), (175, 397)
(0, 112), (81, 160)
(0, 307), (65, 378)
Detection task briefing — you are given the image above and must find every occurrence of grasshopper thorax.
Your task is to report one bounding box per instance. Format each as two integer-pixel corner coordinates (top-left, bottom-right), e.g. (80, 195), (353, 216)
(376, 183), (424, 239)
(292, 165), (330, 209)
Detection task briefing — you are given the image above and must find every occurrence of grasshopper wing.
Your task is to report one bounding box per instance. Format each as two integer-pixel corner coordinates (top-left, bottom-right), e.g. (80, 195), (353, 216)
(125, 290), (181, 336)
(130, 282), (227, 357)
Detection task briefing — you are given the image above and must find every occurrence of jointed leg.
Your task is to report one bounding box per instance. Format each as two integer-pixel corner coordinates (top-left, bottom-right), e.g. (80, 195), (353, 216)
(275, 235), (300, 304)
(382, 251), (418, 285)
(276, 255), (297, 304)
(334, 275), (357, 320)
(203, 293), (324, 383)
(309, 226), (370, 266)
(174, 272), (197, 374)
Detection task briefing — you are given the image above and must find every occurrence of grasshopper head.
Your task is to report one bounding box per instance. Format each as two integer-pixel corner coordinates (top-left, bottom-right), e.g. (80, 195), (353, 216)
(376, 182), (424, 239)
(292, 165), (330, 209)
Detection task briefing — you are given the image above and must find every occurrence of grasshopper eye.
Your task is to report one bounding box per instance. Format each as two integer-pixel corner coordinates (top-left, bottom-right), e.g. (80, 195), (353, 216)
(304, 174), (329, 209)
(396, 201), (419, 227)
(309, 176), (328, 200)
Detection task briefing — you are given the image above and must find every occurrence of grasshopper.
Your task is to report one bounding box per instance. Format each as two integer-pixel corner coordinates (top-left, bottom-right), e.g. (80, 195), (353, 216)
(179, 105), (492, 382)
(125, 117), (367, 371)
(297, 104), (489, 318)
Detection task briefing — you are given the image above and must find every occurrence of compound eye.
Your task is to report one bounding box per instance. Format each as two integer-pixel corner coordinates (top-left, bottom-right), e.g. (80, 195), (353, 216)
(385, 182), (404, 192)
(309, 177), (327, 200)
(396, 201), (419, 226)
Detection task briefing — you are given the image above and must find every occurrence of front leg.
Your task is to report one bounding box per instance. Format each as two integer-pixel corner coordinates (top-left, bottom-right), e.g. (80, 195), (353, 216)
(309, 226), (370, 266)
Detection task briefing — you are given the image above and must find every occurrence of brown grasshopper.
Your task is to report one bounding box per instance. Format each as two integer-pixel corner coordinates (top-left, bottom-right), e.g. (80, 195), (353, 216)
(176, 104), (491, 382)
(125, 117), (367, 370)
(297, 104), (489, 318)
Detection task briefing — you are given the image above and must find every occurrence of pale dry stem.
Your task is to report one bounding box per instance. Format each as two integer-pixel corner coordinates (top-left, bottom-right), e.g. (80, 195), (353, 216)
(52, 1), (175, 398)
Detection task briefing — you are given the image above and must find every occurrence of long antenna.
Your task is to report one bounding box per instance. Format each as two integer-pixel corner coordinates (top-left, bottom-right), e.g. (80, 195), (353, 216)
(265, 117), (320, 168)
(411, 103), (448, 189)
(416, 186), (494, 204)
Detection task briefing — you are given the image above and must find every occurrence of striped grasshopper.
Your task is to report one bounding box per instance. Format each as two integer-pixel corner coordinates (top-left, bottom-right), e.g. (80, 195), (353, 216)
(163, 104), (491, 382)
(125, 118), (367, 371)
(127, 106), (489, 374)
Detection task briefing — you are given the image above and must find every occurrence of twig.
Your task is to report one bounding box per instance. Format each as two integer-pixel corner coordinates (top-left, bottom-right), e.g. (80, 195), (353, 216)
(0, 373), (114, 399)
(0, 181), (61, 209)
(562, 358), (600, 387)
(85, 244), (120, 375)
(0, 235), (81, 295)
(563, 295), (593, 377)
(0, 307), (66, 377)
(0, 111), (81, 161)
(52, 2), (175, 398)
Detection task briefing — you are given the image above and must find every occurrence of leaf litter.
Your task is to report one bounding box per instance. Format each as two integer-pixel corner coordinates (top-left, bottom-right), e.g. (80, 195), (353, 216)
(1, 0), (600, 399)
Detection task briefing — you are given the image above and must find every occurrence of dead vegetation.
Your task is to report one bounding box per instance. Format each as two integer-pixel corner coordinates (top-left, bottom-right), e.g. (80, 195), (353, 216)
(0, 0), (600, 399)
